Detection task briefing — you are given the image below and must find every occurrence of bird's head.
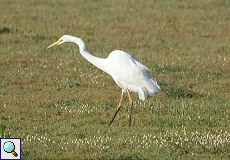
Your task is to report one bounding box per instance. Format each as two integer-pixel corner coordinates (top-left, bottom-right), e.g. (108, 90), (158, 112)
(46, 35), (72, 49)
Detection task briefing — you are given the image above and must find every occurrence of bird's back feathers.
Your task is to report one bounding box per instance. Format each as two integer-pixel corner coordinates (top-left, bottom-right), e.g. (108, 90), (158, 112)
(107, 50), (160, 100)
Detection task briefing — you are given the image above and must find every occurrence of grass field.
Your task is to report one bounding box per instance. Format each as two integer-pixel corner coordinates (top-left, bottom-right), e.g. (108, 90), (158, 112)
(0, 0), (230, 159)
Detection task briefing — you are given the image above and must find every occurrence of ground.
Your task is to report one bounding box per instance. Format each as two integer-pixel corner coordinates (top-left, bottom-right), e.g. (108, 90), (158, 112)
(0, 0), (229, 159)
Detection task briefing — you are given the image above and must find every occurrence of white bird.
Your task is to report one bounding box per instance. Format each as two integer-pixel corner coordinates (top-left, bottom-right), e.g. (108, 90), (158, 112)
(46, 35), (161, 126)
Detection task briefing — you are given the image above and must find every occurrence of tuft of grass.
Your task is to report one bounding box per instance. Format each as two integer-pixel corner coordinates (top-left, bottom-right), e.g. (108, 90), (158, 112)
(0, 124), (6, 137)
(154, 65), (187, 73)
(0, 27), (11, 34)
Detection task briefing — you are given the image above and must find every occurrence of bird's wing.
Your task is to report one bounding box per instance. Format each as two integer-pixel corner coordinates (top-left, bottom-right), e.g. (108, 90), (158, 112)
(108, 51), (152, 87)
(132, 56), (151, 76)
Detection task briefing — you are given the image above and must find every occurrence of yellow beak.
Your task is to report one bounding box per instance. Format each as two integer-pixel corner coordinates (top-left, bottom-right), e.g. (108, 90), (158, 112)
(46, 40), (61, 50)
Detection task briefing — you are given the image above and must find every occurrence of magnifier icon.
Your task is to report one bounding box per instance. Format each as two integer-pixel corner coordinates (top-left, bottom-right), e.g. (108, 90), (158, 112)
(3, 141), (18, 157)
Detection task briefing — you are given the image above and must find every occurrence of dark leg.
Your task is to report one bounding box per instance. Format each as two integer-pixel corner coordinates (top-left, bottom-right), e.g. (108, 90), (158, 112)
(108, 90), (124, 126)
(127, 91), (133, 127)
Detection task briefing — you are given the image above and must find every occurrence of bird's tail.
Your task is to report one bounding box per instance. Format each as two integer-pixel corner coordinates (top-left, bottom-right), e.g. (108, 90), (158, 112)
(146, 79), (161, 95)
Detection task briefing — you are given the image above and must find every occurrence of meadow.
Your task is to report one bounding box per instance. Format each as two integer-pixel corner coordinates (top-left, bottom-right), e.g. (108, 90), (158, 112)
(0, 0), (230, 159)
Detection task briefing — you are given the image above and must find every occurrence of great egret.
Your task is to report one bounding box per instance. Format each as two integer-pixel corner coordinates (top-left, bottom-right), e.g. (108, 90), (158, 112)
(46, 35), (161, 126)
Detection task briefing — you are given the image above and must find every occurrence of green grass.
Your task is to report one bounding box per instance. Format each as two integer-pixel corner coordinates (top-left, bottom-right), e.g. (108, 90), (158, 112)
(1, 0), (230, 159)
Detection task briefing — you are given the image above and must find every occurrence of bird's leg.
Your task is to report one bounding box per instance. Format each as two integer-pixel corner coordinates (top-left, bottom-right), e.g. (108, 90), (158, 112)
(127, 90), (133, 127)
(108, 90), (124, 126)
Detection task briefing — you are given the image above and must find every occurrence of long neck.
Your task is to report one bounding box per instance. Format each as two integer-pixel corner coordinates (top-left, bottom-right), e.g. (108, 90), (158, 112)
(72, 37), (110, 74)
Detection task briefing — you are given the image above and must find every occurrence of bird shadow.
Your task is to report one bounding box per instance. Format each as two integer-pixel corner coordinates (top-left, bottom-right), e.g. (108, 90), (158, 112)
(159, 81), (203, 99)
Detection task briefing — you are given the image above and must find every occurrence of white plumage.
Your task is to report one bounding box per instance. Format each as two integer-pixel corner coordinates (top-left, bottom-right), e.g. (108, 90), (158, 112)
(46, 35), (161, 126)
(106, 50), (160, 101)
